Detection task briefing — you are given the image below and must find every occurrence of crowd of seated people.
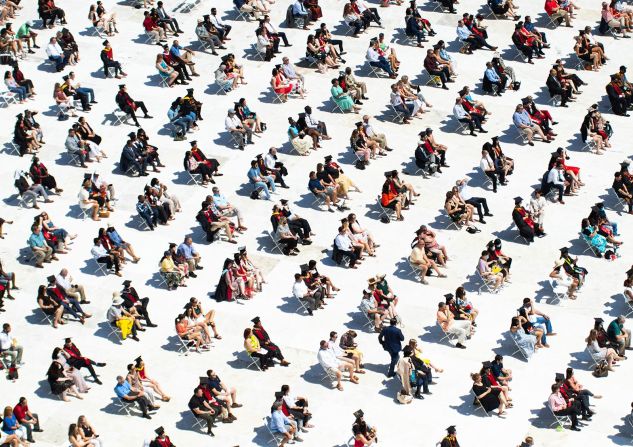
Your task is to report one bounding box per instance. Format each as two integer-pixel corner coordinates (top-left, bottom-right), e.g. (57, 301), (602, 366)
(456, 16), (497, 54)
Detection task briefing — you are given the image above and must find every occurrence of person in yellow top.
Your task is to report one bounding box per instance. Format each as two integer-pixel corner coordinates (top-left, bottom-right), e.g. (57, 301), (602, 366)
(407, 339), (443, 373)
(159, 251), (185, 290)
(243, 328), (273, 370)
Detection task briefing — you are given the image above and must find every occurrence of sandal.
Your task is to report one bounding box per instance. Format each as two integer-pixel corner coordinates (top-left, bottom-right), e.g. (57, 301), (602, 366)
(336, 384), (344, 391)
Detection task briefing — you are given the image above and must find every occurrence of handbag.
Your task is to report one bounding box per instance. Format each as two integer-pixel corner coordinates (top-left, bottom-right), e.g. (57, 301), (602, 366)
(592, 360), (609, 378)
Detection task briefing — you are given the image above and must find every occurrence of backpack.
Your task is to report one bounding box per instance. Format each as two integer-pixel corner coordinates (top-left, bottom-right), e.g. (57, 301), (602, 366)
(355, 160), (366, 170)
(7, 366), (18, 380)
(250, 187), (262, 200)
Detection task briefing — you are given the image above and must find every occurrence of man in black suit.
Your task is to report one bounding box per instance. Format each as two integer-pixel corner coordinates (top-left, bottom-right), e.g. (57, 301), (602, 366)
(606, 75), (631, 116)
(378, 318), (404, 377)
(121, 280), (157, 327)
(545, 69), (572, 107)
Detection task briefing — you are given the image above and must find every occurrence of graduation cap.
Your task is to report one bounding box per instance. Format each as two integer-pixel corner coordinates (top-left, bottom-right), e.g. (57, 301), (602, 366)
(353, 409), (364, 419)
(62, 75), (69, 81)
(199, 376), (210, 386)
(559, 247), (569, 254)
(134, 356), (143, 365)
(169, 242), (177, 248)
(482, 361), (492, 368)
(324, 155), (333, 162)
(300, 264), (309, 273)
(555, 372), (564, 381)
(155, 427), (165, 436)
(446, 426), (456, 434)
(64, 337), (72, 343)
(251, 316), (261, 324)
(189, 140), (198, 146)
(47, 275), (56, 283)
(621, 160), (631, 166)
(238, 246), (247, 253)
(384, 171), (393, 177)
(444, 293), (454, 300)
(123, 280), (132, 287)
(355, 121), (363, 127)
(118, 84), (126, 89)
(274, 391), (284, 400)
(280, 199), (288, 205)
(513, 196), (523, 204)
(103, 40), (110, 46)
(186, 88), (194, 95)
(594, 317), (604, 324)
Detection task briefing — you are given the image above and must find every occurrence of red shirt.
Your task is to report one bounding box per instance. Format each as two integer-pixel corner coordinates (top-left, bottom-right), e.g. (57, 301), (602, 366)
(143, 16), (155, 32)
(13, 403), (28, 422)
(544, 0), (559, 16)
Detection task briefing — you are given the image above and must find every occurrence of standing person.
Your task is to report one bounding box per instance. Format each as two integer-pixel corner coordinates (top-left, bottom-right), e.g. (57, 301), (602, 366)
(378, 318), (403, 377)
(440, 425), (460, 447)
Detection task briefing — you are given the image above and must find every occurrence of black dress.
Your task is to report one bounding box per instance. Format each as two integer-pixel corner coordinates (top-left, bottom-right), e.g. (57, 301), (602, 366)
(214, 270), (232, 302)
(47, 361), (72, 395)
(472, 383), (499, 412)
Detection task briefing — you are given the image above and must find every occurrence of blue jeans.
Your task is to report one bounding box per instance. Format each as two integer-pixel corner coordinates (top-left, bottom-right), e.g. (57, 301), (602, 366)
(48, 54), (65, 71)
(77, 87), (95, 102)
(370, 57), (393, 76)
(9, 86), (27, 101)
(387, 350), (399, 377)
(534, 316), (552, 334)
(252, 177), (275, 199)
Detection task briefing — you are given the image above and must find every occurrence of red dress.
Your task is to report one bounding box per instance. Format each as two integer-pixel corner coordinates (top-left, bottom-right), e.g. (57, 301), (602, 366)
(273, 74), (292, 94)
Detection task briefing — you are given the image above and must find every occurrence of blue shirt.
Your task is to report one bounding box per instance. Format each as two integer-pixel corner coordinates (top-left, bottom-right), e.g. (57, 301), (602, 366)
(270, 410), (290, 433)
(524, 22), (536, 33)
(247, 167), (262, 183)
(136, 201), (151, 215)
(292, 1), (307, 15)
(1, 414), (17, 434)
(212, 193), (228, 207)
(485, 68), (500, 82)
(28, 232), (46, 248)
(309, 178), (324, 192)
(107, 229), (124, 247)
(170, 45), (183, 58)
(513, 110), (531, 127)
(114, 381), (131, 399)
(177, 242), (196, 259)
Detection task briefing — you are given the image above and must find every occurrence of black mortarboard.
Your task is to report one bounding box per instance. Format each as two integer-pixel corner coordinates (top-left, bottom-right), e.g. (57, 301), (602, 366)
(594, 317), (604, 324)
(353, 409), (364, 419)
(238, 246), (246, 253)
(444, 293), (454, 300)
(280, 199), (288, 205)
(118, 84), (125, 89)
(134, 356), (142, 364)
(482, 361), (492, 368)
(446, 426), (456, 434)
(123, 279), (132, 287)
(186, 88), (194, 95)
(64, 337), (72, 343)
(127, 132), (136, 138)
(155, 427), (165, 436)
(47, 275), (56, 283)
(555, 372), (564, 381)
(324, 155), (333, 162)
(190, 140), (197, 146)
(199, 376), (210, 385)
(384, 171), (392, 177)
(251, 316), (261, 324)
(514, 196), (523, 203)
(300, 264), (309, 273)
(559, 247), (568, 253)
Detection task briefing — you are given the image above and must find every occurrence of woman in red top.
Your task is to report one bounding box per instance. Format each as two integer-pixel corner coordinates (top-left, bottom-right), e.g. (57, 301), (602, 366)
(233, 253), (255, 298)
(380, 176), (405, 220)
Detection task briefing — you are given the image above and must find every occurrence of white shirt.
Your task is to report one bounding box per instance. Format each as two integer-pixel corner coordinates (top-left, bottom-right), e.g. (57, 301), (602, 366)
(356, 0), (369, 12)
(480, 155), (494, 172)
(366, 47), (380, 62)
(453, 104), (468, 119)
(317, 348), (340, 370)
(363, 123), (377, 137)
(547, 168), (564, 185)
(55, 273), (73, 291)
(390, 91), (403, 107)
(292, 280), (308, 299)
(327, 339), (345, 357)
(457, 182), (472, 200)
(78, 188), (92, 209)
(210, 15), (226, 29)
(456, 25), (472, 40)
(264, 153), (277, 170)
(0, 331), (14, 350)
(304, 113), (319, 129)
(46, 42), (63, 57)
(335, 233), (353, 251)
(225, 115), (241, 131)
(91, 244), (108, 259)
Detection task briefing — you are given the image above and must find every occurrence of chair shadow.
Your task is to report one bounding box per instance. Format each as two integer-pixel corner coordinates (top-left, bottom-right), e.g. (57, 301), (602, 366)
(300, 363), (333, 388)
(491, 225), (525, 245)
(533, 280), (559, 305)
(392, 257), (417, 282)
(494, 336), (529, 363)
(144, 74), (167, 88)
(527, 404), (555, 429)
(33, 379), (57, 400)
(175, 410), (205, 433)
(344, 310), (371, 331)
(607, 416), (633, 445)
(94, 321), (122, 344)
(419, 325), (447, 345)
(161, 334), (186, 353)
(78, 260), (106, 277)
(100, 397), (139, 416)
(212, 131), (242, 149)
(144, 271), (167, 289)
(427, 210), (456, 231)
(448, 392), (490, 417)
(567, 350), (593, 371)
(377, 376), (400, 401)
(276, 296), (304, 315)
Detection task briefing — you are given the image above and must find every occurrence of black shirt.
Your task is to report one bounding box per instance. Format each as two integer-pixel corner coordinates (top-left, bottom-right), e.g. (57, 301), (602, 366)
(188, 395), (207, 412)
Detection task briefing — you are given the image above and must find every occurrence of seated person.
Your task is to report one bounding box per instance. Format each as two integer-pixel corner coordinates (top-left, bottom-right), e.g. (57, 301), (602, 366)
(409, 240), (444, 284)
(445, 190), (473, 225)
(550, 259), (579, 299)
(113, 375), (155, 419)
(477, 251), (504, 292)
(107, 293), (140, 341)
(317, 340), (358, 391)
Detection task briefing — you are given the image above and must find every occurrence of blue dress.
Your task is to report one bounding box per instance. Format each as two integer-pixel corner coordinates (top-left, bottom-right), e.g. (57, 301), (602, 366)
(331, 85), (354, 111)
(510, 329), (535, 358)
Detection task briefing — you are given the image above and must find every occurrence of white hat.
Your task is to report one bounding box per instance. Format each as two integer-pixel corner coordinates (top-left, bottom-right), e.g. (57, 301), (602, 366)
(112, 291), (124, 305)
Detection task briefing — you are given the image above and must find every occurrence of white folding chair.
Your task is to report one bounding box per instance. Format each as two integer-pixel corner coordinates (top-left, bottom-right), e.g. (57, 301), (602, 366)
(476, 270), (501, 294)
(585, 346), (602, 368)
(142, 30), (156, 44)
(190, 411), (206, 432)
(92, 258), (109, 276)
(471, 389), (493, 416)
(158, 75), (169, 88)
(510, 334), (530, 361)
(512, 45), (528, 62)
(180, 0), (200, 13)
(330, 98), (345, 113)
(548, 278), (568, 302)
(622, 293), (633, 318)
(251, 43), (265, 61)
(233, 5), (251, 21)
(271, 88), (288, 104)
(444, 209), (464, 230)
(579, 232), (602, 257)
(546, 14), (561, 29)
(264, 416), (285, 446)
(367, 62), (385, 78)
(377, 196), (396, 221)
(177, 335), (197, 355)
(5, 140), (21, 156)
(90, 24), (107, 38)
(185, 170), (205, 187)
(236, 350), (262, 370)
(135, 214), (152, 231)
(389, 104), (405, 123)
(310, 191), (326, 209)
(114, 397), (135, 416)
(548, 404), (572, 429)
(438, 322), (456, 346)
(358, 305), (375, 331)
(423, 71), (442, 87)
(548, 94), (561, 107)
(0, 90), (18, 107)
(268, 230), (285, 255)
(514, 124), (530, 144)
(293, 295), (310, 314)
(106, 321), (124, 342)
(321, 364), (339, 386)
(453, 118), (470, 135)
(408, 257), (422, 278)
(111, 108), (131, 126)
